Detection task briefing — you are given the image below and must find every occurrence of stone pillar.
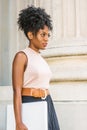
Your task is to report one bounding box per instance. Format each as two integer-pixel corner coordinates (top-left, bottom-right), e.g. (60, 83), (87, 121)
(1, 0), (87, 130)
(0, 0), (10, 85)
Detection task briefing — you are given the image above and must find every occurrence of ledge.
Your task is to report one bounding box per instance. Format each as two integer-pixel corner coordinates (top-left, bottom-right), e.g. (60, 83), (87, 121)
(41, 43), (87, 58)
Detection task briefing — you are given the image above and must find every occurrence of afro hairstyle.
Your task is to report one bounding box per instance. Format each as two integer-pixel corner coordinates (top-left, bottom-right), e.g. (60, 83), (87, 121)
(17, 5), (53, 39)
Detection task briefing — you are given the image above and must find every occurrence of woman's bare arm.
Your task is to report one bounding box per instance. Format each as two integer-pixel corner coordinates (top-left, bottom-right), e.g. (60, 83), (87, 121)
(12, 52), (28, 130)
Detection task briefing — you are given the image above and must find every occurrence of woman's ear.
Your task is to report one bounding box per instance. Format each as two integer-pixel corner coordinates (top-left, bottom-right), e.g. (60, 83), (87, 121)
(27, 32), (33, 40)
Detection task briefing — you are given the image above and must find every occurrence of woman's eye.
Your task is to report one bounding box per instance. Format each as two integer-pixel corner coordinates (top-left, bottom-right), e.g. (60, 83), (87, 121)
(40, 33), (45, 37)
(40, 33), (51, 37)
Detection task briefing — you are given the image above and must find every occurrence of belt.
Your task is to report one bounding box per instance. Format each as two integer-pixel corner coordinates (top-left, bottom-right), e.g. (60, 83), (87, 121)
(22, 88), (49, 99)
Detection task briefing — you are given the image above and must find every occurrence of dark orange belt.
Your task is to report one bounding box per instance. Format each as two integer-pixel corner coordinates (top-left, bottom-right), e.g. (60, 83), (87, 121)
(22, 88), (49, 99)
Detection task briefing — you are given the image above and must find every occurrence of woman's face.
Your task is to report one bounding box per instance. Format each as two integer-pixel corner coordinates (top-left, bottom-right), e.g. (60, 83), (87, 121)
(28, 25), (51, 52)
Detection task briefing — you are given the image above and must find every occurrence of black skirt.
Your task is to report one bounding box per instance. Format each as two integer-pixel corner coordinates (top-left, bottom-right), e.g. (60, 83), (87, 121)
(22, 95), (60, 130)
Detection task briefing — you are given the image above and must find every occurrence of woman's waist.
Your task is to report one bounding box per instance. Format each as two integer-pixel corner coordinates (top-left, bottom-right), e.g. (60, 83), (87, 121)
(23, 80), (50, 89)
(22, 87), (49, 99)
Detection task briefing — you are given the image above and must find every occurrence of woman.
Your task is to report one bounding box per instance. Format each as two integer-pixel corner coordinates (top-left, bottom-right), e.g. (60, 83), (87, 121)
(12, 5), (60, 130)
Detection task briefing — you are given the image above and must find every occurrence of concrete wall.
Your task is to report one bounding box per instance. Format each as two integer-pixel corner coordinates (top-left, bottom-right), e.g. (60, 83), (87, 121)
(0, 0), (87, 130)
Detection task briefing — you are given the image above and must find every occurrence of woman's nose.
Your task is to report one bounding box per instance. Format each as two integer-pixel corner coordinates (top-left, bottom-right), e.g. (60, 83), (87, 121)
(44, 35), (49, 41)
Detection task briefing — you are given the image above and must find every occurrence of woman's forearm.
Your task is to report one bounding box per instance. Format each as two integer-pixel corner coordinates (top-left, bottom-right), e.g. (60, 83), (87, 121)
(13, 89), (22, 125)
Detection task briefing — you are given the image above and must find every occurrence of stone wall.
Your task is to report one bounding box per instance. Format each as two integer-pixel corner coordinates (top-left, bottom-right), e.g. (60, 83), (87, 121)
(0, 0), (87, 130)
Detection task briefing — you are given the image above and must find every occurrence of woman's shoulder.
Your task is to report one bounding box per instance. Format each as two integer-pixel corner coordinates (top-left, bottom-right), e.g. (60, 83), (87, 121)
(15, 50), (27, 58)
(13, 50), (28, 65)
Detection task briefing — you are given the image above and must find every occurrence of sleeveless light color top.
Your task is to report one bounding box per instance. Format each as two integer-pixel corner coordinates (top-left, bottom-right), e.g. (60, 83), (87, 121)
(22, 47), (52, 89)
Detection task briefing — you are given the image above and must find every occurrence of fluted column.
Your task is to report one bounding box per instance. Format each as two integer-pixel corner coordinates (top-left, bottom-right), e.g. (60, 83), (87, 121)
(0, 0), (10, 85)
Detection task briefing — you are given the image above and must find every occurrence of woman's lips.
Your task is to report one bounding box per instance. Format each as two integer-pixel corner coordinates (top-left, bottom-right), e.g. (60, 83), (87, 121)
(43, 43), (47, 47)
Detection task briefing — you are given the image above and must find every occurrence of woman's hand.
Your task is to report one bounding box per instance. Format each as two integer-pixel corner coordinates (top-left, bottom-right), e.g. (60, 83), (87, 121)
(16, 122), (28, 130)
